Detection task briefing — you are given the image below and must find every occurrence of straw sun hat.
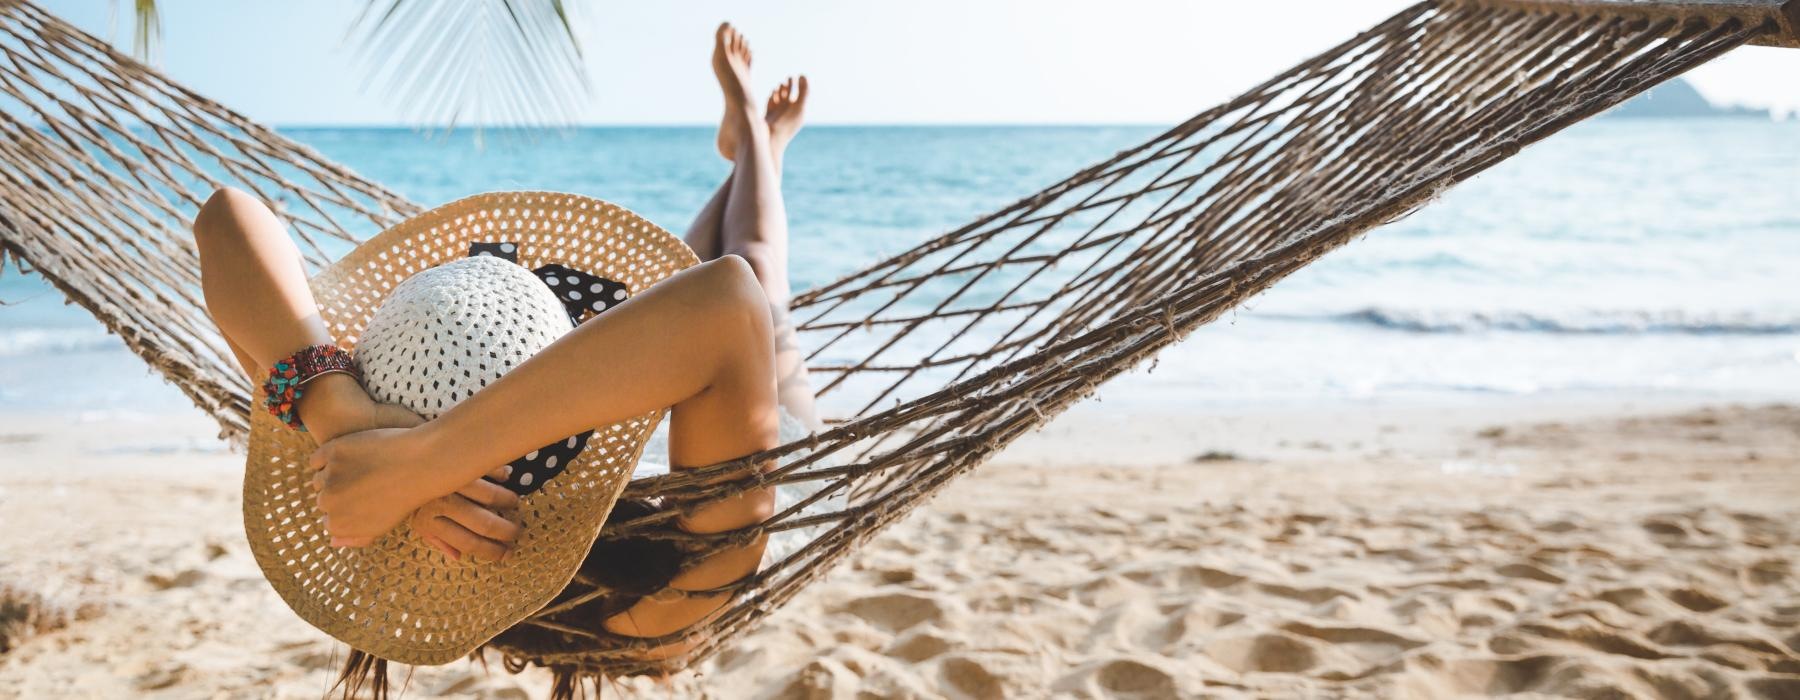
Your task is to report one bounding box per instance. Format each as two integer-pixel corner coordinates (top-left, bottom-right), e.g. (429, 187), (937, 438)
(243, 192), (697, 665)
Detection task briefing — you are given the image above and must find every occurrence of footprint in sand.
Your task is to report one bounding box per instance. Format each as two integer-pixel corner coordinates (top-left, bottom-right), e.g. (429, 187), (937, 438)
(131, 662), (187, 691)
(1746, 677), (1800, 699)
(1495, 561), (1566, 584)
(1640, 514), (1695, 544)
(788, 657), (860, 698)
(1280, 621), (1425, 665)
(885, 627), (956, 662)
(1743, 557), (1790, 587)
(1070, 574), (1152, 608)
(1173, 564), (1249, 589)
(843, 591), (950, 633)
(937, 655), (1006, 700)
(144, 568), (206, 590)
(1053, 657), (1181, 699)
(1137, 602), (1244, 650)
(1647, 619), (1786, 656)
(1497, 622), (1670, 660)
(1423, 655), (1565, 695)
(1662, 586), (1730, 613)
(1256, 581), (1356, 606)
(1201, 632), (1322, 674)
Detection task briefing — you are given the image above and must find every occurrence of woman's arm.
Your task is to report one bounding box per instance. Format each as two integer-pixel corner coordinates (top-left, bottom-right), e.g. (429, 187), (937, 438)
(194, 187), (521, 558)
(310, 255), (782, 545)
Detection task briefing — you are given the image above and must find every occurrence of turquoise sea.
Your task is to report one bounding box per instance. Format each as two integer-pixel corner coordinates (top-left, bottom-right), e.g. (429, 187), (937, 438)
(2, 120), (1798, 413)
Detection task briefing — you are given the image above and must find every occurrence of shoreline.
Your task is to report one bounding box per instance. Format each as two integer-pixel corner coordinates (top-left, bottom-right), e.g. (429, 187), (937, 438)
(1, 384), (1782, 457)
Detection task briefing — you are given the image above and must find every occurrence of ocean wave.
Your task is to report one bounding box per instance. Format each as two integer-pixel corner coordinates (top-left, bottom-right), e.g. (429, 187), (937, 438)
(0, 327), (122, 356)
(1289, 308), (1800, 335)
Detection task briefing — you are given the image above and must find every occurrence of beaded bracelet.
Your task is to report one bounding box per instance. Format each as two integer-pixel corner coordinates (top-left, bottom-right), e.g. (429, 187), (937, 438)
(262, 344), (360, 432)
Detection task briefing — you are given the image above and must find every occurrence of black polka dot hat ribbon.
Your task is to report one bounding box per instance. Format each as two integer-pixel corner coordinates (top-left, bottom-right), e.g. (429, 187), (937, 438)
(468, 241), (630, 495)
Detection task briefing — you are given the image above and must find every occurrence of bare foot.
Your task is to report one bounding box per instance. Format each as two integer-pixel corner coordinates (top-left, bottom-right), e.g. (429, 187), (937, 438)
(765, 75), (808, 161)
(712, 23), (758, 161)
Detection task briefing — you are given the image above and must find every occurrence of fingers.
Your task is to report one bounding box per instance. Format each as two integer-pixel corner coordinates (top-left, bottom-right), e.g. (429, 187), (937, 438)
(425, 512), (512, 563)
(459, 477), (521, 512)
(408, 493), (521, 562)
(420, 532), (460, 560)
(442, 493), (522, 544)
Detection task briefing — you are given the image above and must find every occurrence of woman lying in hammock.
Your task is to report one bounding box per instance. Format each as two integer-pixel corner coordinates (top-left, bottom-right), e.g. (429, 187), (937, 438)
(192, 23), (811, 642)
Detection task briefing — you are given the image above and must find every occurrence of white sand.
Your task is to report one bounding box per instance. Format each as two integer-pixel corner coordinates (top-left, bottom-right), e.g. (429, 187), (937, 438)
(1, 400), (1796, 698)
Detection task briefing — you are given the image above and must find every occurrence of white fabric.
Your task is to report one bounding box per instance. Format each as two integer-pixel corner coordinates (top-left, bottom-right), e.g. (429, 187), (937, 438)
(357, 256), (574, 419)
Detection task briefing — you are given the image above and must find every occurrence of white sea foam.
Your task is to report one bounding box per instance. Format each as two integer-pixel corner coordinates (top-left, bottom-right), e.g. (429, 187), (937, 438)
(1283, 308), (1800, 335)
(0, 327), (120, 356)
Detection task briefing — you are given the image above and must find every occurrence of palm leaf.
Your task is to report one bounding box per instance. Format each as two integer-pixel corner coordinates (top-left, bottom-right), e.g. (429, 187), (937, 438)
(348, 0), (591, 130)
(129, 0), (159, 62)
(116, 1), (587, 130)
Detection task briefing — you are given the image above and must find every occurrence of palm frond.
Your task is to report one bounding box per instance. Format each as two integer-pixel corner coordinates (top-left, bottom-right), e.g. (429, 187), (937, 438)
(349, 0), (591, 130)
(129, 0), (159, 62)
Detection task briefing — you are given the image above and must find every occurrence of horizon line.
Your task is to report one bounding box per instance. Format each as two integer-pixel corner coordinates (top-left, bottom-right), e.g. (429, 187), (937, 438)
(269, 122), (1183, 130)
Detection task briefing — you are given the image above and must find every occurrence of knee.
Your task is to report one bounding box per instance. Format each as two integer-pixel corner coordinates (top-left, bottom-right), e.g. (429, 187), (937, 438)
(697, 255), (762, 304)
(728, 244), (777, 286)
(695, 255), (772, 335)
(193, 186), (265, 245)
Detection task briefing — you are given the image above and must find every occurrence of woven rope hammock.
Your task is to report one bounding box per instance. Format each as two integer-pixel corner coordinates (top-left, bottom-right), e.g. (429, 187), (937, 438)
(3, 0), (1795, 687)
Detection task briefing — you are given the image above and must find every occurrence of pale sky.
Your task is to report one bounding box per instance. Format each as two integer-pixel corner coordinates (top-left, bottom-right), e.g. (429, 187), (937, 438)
(42, 1), (1800, 125)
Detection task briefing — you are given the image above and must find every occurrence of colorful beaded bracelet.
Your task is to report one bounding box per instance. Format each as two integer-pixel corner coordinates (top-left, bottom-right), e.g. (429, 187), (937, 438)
(262, 344), (360, 432)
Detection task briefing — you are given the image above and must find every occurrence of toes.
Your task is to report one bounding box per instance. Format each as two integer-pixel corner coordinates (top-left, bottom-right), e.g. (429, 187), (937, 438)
(796, 75), (808, 103)
(770, 77), (796, 106)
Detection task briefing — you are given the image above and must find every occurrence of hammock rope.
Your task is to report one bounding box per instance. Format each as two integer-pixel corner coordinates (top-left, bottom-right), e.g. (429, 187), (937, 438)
(1, 0), (1793, 685)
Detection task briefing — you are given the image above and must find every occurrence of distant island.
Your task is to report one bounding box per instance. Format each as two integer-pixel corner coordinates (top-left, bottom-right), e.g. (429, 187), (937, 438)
(1603, 78), (1772, 119)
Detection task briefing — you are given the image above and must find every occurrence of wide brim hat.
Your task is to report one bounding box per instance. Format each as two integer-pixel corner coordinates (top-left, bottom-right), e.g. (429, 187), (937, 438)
(243, 192), (697, 665)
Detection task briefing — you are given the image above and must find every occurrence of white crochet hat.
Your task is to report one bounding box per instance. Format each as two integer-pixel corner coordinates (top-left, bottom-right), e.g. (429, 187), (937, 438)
(241, 192), (698, 665)
(359, 255), (572, 420)
(358, 254), (602, 494)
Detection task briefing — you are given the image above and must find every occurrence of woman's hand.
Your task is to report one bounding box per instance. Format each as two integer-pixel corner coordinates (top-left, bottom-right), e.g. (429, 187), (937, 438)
(409, 465), (523, 561)
(310, 405), (524, 560)
(310, 426), (443, 546)
(304, 393), (524, 558)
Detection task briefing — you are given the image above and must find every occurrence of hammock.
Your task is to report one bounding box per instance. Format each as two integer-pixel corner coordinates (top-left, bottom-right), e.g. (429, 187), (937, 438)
(2, 0), (1794, 686)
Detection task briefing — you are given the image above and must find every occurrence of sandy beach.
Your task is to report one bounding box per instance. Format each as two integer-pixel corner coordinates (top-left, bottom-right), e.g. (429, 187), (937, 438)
(2, 398), (1796, 698)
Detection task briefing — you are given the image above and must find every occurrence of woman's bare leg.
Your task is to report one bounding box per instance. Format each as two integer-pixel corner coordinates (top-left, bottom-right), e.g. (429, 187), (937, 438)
(311, 255), (782, 637)
(681, 173), (732, 261)
(685, 72), (805, 262)
(718, 67), (819, 428)
(194, 188), (521, 560)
